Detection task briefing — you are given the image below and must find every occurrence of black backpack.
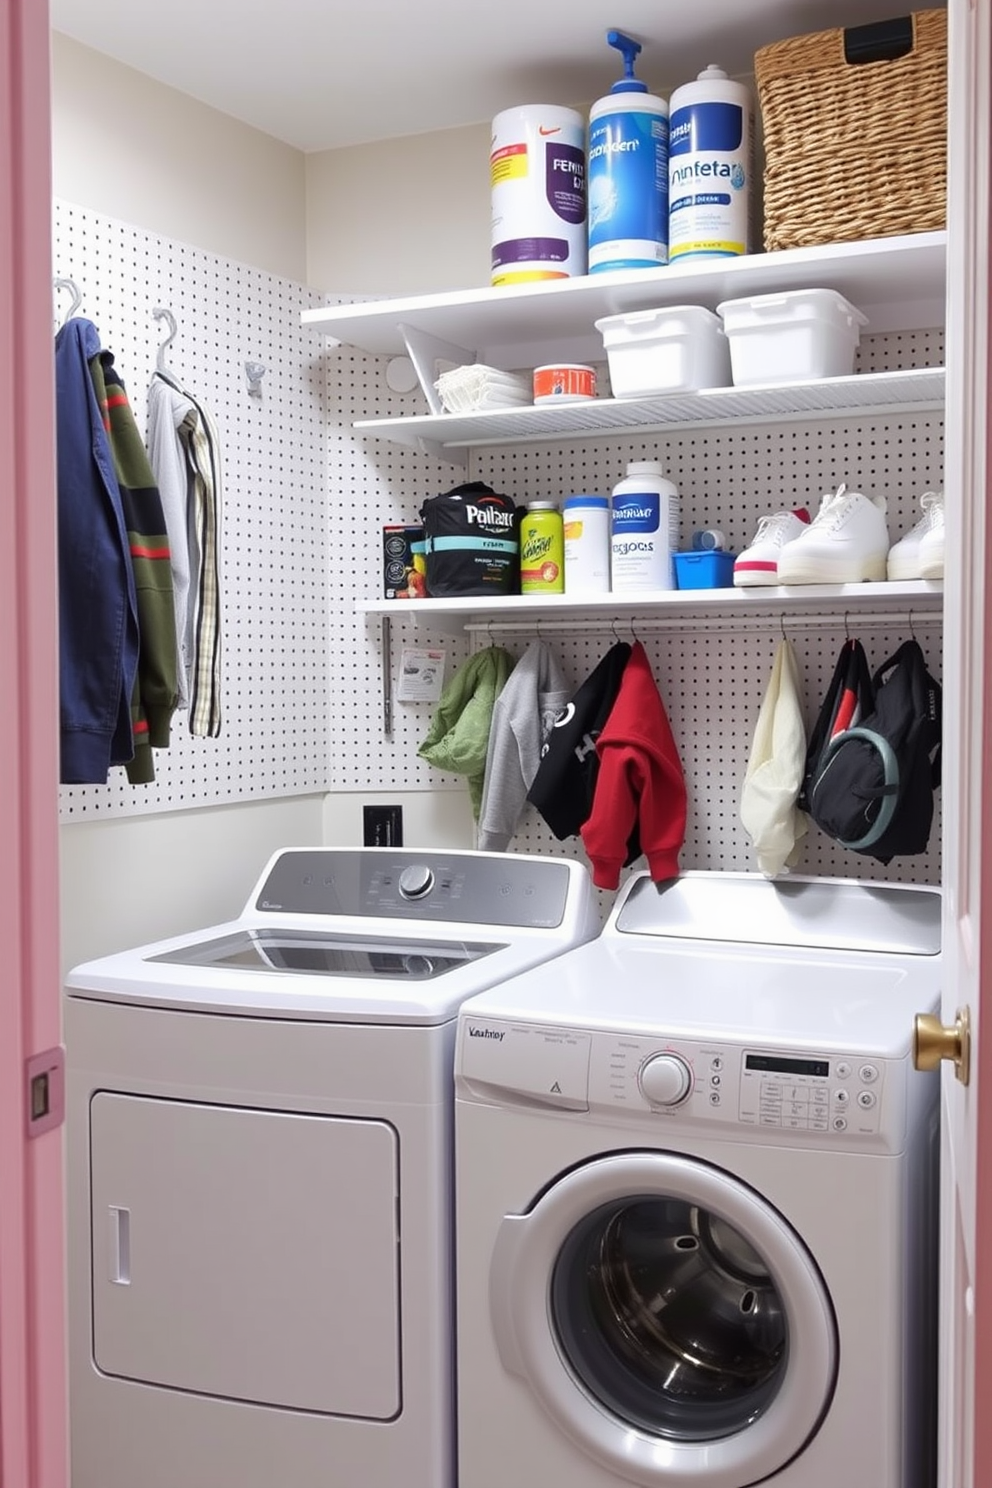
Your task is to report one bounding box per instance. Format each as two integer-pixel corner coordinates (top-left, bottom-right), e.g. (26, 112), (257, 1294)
(803, 638), (942, 865)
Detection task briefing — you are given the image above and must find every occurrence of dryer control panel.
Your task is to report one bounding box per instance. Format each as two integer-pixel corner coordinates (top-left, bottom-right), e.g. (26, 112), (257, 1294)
(253, 850), (575, 928)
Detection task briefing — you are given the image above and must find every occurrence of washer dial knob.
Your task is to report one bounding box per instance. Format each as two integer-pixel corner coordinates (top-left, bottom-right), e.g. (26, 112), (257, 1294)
(639, 1054), (693, 1107)
(398, 864), (435, 900)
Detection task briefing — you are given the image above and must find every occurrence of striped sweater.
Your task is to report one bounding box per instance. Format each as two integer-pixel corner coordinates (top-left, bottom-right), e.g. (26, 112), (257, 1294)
(89, 351), (178, 784)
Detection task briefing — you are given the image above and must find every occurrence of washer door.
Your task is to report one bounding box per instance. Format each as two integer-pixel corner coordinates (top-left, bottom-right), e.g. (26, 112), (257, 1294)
(490, 1152), (837, 1488)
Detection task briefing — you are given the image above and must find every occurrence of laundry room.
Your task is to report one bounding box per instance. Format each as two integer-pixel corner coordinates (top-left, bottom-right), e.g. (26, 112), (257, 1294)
(2, 0), (989, 1485)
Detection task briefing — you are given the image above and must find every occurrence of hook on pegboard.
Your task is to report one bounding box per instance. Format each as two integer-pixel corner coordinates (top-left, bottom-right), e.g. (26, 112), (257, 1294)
(244, 360), (266, 397)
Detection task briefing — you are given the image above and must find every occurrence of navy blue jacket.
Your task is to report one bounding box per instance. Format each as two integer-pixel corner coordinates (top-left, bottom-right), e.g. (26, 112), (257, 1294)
(55, 318), (138, 783)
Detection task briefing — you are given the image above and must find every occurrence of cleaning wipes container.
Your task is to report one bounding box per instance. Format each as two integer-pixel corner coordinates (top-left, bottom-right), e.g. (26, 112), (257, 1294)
(491, 105), (587, 286)
(587, 31), (669, 273)
(610, 461), (680, 592)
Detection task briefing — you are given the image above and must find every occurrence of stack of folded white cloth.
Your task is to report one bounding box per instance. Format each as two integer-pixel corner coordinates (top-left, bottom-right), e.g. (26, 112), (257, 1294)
(435, 364), (532, 413)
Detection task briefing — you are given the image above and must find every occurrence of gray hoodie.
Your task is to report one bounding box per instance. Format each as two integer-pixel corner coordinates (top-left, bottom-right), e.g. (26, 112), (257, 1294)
(477, 639), (571, 851)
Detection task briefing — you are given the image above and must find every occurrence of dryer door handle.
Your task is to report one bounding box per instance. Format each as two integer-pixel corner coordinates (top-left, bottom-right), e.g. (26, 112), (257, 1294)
(107, 1205), (131, 1285)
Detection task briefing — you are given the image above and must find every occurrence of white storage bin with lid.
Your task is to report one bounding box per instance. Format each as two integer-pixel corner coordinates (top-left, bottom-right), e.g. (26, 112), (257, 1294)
(716, 288), (868, 387)
(595, 305), (731, 397)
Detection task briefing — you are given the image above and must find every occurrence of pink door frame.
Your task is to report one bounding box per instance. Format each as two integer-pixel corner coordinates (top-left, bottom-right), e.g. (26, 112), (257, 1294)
(0, 0), (68, 1484)
(0, 4), (987, 1488)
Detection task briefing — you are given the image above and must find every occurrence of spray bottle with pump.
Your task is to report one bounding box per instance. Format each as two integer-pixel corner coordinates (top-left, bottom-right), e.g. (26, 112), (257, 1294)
(587, 30), (669, 273)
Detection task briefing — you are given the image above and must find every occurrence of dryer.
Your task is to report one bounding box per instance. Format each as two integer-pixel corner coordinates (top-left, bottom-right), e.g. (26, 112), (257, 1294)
(64, 847), (597, 1488)
(454, 871), (941, 1488)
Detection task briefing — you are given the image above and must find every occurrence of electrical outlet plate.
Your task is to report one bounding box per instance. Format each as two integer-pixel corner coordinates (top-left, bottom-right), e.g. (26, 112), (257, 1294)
(363, 804), (403, 848)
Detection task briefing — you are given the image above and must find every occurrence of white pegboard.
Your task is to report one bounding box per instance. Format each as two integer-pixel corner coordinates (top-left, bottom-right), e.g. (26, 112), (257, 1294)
(331, 325), (944, 888)
(484, 619), (941, 891)
(322, 326), (474, 794)
(55, 201), (329, 820)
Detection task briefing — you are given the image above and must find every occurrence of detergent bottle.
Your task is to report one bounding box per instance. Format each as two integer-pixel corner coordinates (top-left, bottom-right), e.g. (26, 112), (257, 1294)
(587, 30), (669, 273)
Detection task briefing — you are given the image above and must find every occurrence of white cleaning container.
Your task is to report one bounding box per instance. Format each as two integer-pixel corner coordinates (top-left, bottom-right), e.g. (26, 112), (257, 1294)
(563, 494), (611, 594)
(716, 288), (868, 387)
(610, 461), (680, 592)
(490, 105), (587, 286)
(595, 305), (731, 396)
(668, 64), (754, 262)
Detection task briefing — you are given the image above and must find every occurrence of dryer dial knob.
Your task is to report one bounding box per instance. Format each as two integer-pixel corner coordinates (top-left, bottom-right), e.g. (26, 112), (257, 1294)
(398, 864), (435, 899)
(639, 1054), (693, 1107)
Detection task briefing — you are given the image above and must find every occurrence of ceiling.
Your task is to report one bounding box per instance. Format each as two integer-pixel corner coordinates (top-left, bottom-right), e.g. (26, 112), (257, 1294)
(50, 0), (938, 153)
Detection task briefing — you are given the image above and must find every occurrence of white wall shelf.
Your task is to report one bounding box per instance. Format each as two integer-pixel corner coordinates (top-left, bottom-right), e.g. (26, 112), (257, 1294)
(352, 368), (945, 458)
(359, 581), (942, 634)
(304, 232), (947, 376)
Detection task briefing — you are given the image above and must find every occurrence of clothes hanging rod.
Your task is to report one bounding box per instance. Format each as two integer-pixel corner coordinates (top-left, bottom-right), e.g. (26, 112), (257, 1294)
(463, 609), (942, 639)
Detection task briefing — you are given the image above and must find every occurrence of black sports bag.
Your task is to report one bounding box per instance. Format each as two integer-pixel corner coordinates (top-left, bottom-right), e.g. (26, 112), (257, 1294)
(804, 638), (942, 864)
(419, 481), (519, 597)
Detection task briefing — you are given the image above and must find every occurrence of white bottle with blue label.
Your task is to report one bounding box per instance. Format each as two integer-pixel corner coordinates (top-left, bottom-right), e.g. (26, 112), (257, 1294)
(588, 30), (669, 274)
(668, 64), (753, 262)
(610, 461), (680, 592)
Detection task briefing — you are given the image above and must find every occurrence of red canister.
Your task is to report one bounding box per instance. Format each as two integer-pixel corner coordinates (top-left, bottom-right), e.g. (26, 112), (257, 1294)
(532, 363), (597, 404)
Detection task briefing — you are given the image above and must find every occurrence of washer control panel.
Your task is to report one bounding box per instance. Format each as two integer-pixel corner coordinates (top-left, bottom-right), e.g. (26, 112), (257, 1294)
(586, 1033), (900, 1145)
(458, 1020), (910, 1149)
(737, 1051), (883, 1135)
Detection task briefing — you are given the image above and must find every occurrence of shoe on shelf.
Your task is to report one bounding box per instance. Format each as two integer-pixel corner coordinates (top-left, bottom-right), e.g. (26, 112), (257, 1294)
(733, 507), (811, 587)
(776, 484), (889, 585)
(918, 491), (945, 580)
(887, 490), (944, 581)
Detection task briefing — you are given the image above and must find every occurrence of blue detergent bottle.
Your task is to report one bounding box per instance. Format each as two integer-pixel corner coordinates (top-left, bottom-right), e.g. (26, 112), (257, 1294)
(587, 30), (669, 273)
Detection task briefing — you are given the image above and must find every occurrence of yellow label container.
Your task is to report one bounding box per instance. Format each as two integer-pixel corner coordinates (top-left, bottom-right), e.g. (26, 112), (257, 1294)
(520, 503), (564, 594)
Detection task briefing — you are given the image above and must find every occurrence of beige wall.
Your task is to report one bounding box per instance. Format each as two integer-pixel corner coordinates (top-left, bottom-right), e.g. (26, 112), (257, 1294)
(305, 123), (491, 295)
(51, 33), (307, 283)
(59, 799), (327, 978)
(52, 34), (493, 299)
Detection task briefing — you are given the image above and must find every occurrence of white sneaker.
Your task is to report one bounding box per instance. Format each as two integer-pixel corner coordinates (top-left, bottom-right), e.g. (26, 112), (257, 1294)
(776, 484), (890, 585)
(887, 490), (944, 581)
(733, 507), (811, 587)
(918, 491), (945, 580)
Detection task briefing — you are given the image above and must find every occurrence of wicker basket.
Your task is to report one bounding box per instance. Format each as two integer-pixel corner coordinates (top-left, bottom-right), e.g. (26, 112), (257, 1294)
(755, 9), (947, 252)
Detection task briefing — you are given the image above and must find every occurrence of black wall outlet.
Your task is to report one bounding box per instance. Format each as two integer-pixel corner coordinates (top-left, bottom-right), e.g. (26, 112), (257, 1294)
(363, 804), (404, 848)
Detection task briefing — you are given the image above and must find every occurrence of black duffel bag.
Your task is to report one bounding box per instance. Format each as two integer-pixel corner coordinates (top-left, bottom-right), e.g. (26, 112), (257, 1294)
(420, 481), (519, 597)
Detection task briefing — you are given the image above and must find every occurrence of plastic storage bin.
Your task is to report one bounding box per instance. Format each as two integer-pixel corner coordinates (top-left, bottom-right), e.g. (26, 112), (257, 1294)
(595, 305), (731, 398)
(716, 288), (867, 387)
(673, 551), (736, 589)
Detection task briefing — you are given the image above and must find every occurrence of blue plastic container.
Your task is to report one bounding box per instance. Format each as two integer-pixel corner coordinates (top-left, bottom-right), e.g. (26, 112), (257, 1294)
(672, 551), (736, 589)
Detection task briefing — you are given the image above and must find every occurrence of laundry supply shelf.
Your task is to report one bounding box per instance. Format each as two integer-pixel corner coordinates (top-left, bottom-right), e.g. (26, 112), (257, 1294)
(304, 232), (945, 363)
(360, 580), (942, 634)
(351, 368), (945, 457)
(305, 232), (945, 463)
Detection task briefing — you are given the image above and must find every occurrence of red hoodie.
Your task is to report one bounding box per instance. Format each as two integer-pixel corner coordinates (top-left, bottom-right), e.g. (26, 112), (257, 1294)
(580, 641), (687, 890)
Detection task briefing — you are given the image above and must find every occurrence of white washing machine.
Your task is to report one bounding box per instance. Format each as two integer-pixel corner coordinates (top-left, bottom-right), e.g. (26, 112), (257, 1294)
(454, 871), (941, 1488)
(64, 847), (597, 1488)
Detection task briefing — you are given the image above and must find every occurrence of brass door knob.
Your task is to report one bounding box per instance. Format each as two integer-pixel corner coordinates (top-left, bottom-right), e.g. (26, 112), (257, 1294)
(914, 1008), (971, 1085)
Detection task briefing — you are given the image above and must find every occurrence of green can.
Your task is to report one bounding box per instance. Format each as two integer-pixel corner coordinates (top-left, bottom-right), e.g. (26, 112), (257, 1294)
(520, 502), (564, 594)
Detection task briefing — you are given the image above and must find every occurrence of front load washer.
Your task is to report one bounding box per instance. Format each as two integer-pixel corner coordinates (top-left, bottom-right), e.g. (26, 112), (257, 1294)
(454, 871), (941, 1488)
(64, 847), (597, 1488)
